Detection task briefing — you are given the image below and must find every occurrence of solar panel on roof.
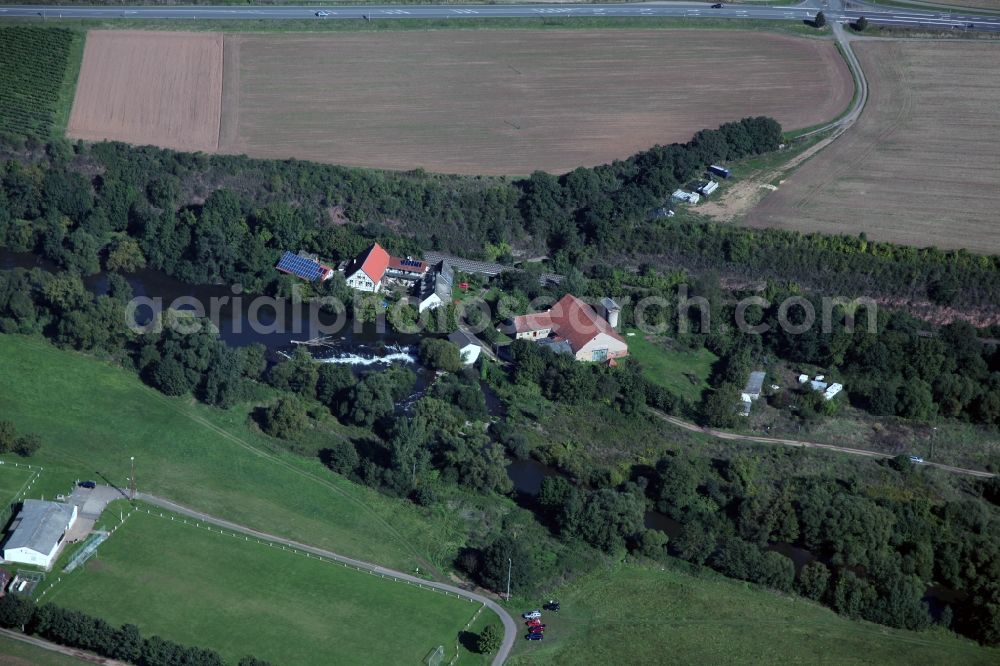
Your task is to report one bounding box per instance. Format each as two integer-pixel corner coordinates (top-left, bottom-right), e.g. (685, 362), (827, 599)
(276, 251), (323, 281)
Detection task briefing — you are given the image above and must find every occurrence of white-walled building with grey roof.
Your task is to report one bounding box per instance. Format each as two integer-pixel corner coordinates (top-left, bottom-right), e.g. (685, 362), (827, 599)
(2, 499), (78, 569)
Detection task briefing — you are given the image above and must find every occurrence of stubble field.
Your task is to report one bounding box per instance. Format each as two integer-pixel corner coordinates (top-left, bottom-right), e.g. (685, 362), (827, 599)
(68, 29), (852, 175)
(67, 30), (223, 153)
(746, 41), (1000, 254)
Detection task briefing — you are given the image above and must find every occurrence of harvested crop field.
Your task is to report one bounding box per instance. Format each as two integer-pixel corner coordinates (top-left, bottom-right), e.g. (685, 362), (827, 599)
(746, 41), (1000, 254)
(68, 30), (223, 153)
(66, 29), (851, 175)
(219, 30), (851, 174)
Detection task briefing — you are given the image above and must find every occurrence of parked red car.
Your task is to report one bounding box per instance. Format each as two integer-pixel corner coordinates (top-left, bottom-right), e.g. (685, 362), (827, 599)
(526, 619), (541, 627)
(529, 625), (546, 633)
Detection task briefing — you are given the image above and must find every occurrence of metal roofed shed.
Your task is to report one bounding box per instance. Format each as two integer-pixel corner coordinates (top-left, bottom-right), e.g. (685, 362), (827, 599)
(2, 499), (78, 569)
(696, 180), (719, 196)
(671, 189), (700, 205)
(743, 371), (766, 400)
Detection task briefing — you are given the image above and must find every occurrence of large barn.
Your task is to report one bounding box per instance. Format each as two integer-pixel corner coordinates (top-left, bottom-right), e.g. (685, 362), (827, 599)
(503, 294), (628, 363)
(2, 500), (78, 569)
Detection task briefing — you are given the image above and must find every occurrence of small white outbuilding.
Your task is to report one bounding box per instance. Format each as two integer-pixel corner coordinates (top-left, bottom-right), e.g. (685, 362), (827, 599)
(448, 330), (482, 366)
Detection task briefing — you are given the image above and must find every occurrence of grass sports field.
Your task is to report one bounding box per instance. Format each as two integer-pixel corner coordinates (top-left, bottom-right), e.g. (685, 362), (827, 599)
(45, 508), (480, 665)
(747, 40), (1000, 254)
(0, 463), (35, 508)
(68, 28), (853, 175)
(0, 334), (464, 574)
(509, 563), (1000, 665)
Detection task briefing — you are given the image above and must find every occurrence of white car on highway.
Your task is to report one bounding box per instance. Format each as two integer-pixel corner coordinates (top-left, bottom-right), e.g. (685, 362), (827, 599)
(315, 10), (331, 17)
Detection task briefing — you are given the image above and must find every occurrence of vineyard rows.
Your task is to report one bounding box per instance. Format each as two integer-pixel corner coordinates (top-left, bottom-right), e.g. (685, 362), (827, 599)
(0, 27), (75, 139)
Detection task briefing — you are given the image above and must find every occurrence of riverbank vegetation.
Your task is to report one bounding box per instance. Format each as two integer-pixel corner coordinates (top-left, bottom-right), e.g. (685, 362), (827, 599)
(5, 105), (1000, 310)
(1, 36), (999, 656)
(5, 328), (1000, 655)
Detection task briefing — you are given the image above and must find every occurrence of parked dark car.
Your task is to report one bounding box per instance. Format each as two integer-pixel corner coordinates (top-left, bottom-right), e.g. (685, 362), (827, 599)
(711, 3), (724, 7)
(526, 633), (544, 641)
(79, 480), (97, 489)
(543, 600), (560, 612)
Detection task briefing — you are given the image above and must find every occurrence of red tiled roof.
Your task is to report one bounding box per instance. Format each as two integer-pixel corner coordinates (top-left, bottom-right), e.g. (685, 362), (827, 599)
(357, 243), (390, 283)
(513, 294), (624, 354)
(511, 311), (553, 334)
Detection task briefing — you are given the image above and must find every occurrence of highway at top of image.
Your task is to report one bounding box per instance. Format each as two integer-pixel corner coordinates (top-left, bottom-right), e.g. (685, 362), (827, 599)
(1, 1), (999, 32)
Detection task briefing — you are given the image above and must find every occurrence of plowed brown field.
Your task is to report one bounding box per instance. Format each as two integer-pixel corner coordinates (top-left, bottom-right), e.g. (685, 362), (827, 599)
(746, 41), (1000, 254)
(66, 29), (852, 175)
(219, 30), (852, 175)
(68, 30), (223, 153)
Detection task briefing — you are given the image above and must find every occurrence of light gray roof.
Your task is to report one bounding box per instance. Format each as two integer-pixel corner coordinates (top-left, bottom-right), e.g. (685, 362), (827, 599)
(601, 297), (621, 312)
(424, 252), (564, 286)
(744, 371), (766, 395)
(437, 260), (454, 286)
(5, 500), (74, 554)
(425, 252), (509, 278)
(422, 271), (453, 303)
(448, 330), (480, 350)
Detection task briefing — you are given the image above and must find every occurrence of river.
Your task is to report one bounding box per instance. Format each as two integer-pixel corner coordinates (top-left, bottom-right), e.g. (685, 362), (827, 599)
(2, 249), (420, 356)
(4, 251), (958, 612)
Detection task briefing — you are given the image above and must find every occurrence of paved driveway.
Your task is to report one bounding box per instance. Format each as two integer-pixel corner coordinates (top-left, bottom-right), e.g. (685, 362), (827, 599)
(63, 485), (127, 542)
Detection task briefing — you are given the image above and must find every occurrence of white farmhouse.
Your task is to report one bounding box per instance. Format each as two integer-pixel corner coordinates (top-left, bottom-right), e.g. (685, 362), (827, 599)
(344, 243), (391, 293)
(2, 500), (78, 569)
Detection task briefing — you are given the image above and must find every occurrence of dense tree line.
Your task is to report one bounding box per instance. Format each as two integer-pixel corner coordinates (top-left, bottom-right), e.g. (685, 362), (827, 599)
(319, 369), (510, 501)
(633, 451), (1000, 643)
(672, 284), (1000, 428)
(3, 123), (1000, 650)
(0, 595), (272, 666)
(5, 115), (1000, 311)
(468, 325), (1000, 646)
(508, 339), (673, 415)
(761, 294), (1000, 426)
(478, 433), (1000, 645)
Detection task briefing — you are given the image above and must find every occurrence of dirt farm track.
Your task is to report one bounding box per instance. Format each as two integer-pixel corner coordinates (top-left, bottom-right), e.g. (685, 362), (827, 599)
(747, 40), (1000, 255)
(67, 29), (852, 175)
